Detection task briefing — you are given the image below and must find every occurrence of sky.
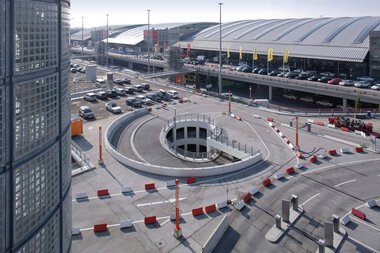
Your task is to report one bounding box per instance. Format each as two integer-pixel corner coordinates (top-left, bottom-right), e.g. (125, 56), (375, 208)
(71, 0), (380, 28)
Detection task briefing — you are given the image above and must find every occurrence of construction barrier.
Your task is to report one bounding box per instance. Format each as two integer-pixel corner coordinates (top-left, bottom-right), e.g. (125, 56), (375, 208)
(75, 192), (88, 200)
(97, 189), (109, 197)
(340, 215), (351, 225)
(144, 216), (157, 225)
(296, 151), (302, 159)
(250, 186), (260, 196)
(366, 199), (377, 208)
(269, 122), (273, 127)
(341, 127), (349, 132)
(328, 150), (337, 155)
(279, 132), (284, 137)
(327, 124), (336, 128)
(145, 183), (156, 190)
(285, 167), (295, 174)
(235, 116), (242, 121)
(354, 147), (363, 153)
(93, 223), (107, 233)
(192, 207), (204, 216)
(284, 137), (290, 144)
(289, 143), (294, 149)
(262, 178), (271, 187)
(71, 227), (81, 235)
(309, 155), (318, 163)
(147, 107), (152, 112)
(205, 204), (217, 213)
(318, 152), (327, 159)
(243, 193), (252, 203)
(351, 208), (366, 220)
(216, 200), (228, 209)
(316, 121), (325, 126)
(274, 127), (279, 132)
(274, 172), (285, 180)
(295, 162), (304, 169)
(340, 148), (350, 154)
(267, 117), (273, 122)
(235, 200), (245, 211)
(121, 186), (132, 193)
(186, 177), (196, 184)
(166, 180), (176, 187)
(120, 219), (133, 229)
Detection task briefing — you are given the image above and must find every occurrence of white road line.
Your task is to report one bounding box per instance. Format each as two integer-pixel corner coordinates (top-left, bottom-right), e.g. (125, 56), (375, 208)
(136, 197), (187, 207)
(348, 236), (380, 253)
(350, 216), (380, 232)
(300, 193), (320, 207)
(301, 157), (380, 175)
(334, 179), (357, 188)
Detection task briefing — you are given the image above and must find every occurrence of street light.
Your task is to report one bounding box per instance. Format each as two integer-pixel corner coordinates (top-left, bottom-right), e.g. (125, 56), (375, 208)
(147, 9), (151, 74)
(218, 3), (223, 95)
(106, 14), (109, 67)
(81, 17), (84, 61)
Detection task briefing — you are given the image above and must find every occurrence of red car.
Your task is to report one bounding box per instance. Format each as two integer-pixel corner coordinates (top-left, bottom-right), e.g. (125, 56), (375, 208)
(327, 78), (342, 85)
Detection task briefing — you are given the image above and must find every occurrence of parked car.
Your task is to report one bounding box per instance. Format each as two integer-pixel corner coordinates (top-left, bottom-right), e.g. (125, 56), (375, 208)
(327, 78), (342, 85)
(236, 65), (249, 72)
(105, 102), (122, 113)
(354, 81), (371, 88)
(339, 80), (354, 86)
(296, 72), (311, 80)
(79, 106), (94, 119)
(258, 68), (270, 75)
(167, 90), (179, 99)
(133, 84), (144, 92)
(96, 79), (106, 86)
(122, 78), (131, 84)
(336, 104), (353, 109)
(371, 84), (380, 90)
(277, 71), (288, 77)
(114, 79), (124, 85)
(357, 76), (374, 83)
(318, 76), (333, 83)
(316, 100), (333, 107)
(307, 75), (319, 81)
(135, 95), (154, 105)
(268, 70), (280, 76)
(106, 89), (118, 98)
(299, 96), (314, 103)
(83, 92), (97, 102)
(115, 87), (126, 96)
(140, 83), (150, 90)
(252, 67), (262, 74)
(126, 97), (142, 108)
(157, 90), (172, 101)
(285, 71), (299, 79)
(70, 68), (77, 73)
(146, 92), (162, 103)
(242, 66), (253, 73)
(282, 94), (297, 100)
(124, 87), (135, 94)
(96, 91), (108, 100)
(78, 67), (85, 73)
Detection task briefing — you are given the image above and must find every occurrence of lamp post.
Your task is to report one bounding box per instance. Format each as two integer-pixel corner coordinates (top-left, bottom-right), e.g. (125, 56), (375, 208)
(249, 86), (252, 100)
(218, 2), (223, 94)
(81, 17), (84, 61)
(106, 14), (109, 67)
(147, 9), (151, 74)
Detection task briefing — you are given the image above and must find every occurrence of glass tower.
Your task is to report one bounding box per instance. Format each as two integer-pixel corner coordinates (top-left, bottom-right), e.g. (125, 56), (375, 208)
(0, 0), (72, 252)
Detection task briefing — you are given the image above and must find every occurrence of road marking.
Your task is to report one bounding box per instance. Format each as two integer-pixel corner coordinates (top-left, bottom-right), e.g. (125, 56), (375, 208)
(334, 179), (357, 188)
(300, 193), (320, 207)
(348, 236), (380, 253)
(350, 216), (380, 232)
(78, 211), (193, 232)
(136, 197), (187, 207)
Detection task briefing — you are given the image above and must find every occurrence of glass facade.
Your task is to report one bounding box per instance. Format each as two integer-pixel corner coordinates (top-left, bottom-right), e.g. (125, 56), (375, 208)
(0, 0), (71, 252)
(370, 31), (380, 79)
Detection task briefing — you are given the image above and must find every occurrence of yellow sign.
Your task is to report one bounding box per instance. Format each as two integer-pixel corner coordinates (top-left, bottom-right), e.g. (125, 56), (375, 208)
(268, 48), (273, 62)
(284, 48), (290, 63)
(253, 48), (258, 61)
(227, 45), (230, 59)
(239, 47), (243, 60)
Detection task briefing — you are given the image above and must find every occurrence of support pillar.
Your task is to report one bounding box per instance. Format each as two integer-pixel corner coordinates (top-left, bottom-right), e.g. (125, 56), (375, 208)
(128, 62), (133, 70)
(342, 98), (347, 110)
(282, 199), (290, 222)
(324, 221), (334, 247)
(291, 194), (298, 211)
(332, 214), (340, 233)
(153, 66), (156, 72)
(275, 214), (282, 228)
(268, 86), (273, 101)
(318, 239), (325, 253)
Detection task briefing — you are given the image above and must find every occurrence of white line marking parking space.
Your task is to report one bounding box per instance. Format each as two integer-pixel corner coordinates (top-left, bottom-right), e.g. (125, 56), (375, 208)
(348, 236), (380, 253)
(300, 193), (320, 207)
(334, 179), (357, 188)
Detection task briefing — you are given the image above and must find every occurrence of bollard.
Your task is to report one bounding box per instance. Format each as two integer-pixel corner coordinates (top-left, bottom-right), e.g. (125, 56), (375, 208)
(275, 214), (282, 229)
(332, 214), (340, 233)
(291, 194), (298, 211)
(282, 200), (290, 222)
(318, 239), (325, 253)
(324, 221), (334, 247)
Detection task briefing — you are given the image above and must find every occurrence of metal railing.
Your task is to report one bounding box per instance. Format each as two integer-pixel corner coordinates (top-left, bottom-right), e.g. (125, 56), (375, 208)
(71, 141), (93, 170)
(164, 113), (215, 131)
(210, 132), (259, 156)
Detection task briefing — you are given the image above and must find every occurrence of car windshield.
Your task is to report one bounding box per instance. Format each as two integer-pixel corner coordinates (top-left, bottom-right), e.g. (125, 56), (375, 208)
(83, 108), (92, 113)
(110, 103), (117, 107)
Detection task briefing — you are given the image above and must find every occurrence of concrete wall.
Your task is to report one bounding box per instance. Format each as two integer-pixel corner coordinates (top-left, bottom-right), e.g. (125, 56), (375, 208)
(105, 110), (263, 177)
(202, 215), (229, 253)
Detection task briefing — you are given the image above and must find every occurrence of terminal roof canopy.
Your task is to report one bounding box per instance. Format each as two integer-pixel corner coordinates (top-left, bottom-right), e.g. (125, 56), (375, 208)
(180, 17), (380, 62)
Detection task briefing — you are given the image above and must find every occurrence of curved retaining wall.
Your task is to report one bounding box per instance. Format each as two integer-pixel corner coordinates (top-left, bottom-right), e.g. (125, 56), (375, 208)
(105, 109), (263, 177)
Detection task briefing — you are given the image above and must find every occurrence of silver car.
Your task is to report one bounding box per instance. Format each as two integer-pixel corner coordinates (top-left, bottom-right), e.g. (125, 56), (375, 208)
(354, 81), (371, 88)
(339, 80), (354, 86)
(83, 92), (97, 102)
(105, 102), (122, 113)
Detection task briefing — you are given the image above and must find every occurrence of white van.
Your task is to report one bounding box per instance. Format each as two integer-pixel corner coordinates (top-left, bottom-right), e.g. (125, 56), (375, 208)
(167, 90), (179, 99)
(96, 78), (106, 85)
(133, 84), (144, 92)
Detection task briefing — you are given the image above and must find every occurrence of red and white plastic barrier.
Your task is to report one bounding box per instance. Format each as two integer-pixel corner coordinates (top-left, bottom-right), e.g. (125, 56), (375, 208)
(250, 186), (260, 196)
(186, 177), (196, 184)
(72, 227), (81, 235)
(192, 207), (204, 216)
(120, 219), (133, 229)
(262, 178), (271, 187)
(121, 186), (132, 193)
(243, 193), (252, 203)
(235, 200), (245, 211)
(145, 183), (156, 190)
(351, 208), (366, 220)
(93, 223), (107, 233)
(204, 204), (217, 214)
(97, 189), (109, 197)
(144, 216), (157, 225)
(75, 192), (88, 200)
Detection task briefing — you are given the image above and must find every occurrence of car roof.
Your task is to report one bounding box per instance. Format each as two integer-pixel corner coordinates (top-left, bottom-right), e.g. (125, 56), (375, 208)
(80, 105), (90, 110)
(86, 92), (96, 96)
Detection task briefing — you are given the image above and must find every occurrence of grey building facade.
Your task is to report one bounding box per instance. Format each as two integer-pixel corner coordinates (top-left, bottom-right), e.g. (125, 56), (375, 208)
(370, 31), (380, 79)
(0, 0), (72, 252)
